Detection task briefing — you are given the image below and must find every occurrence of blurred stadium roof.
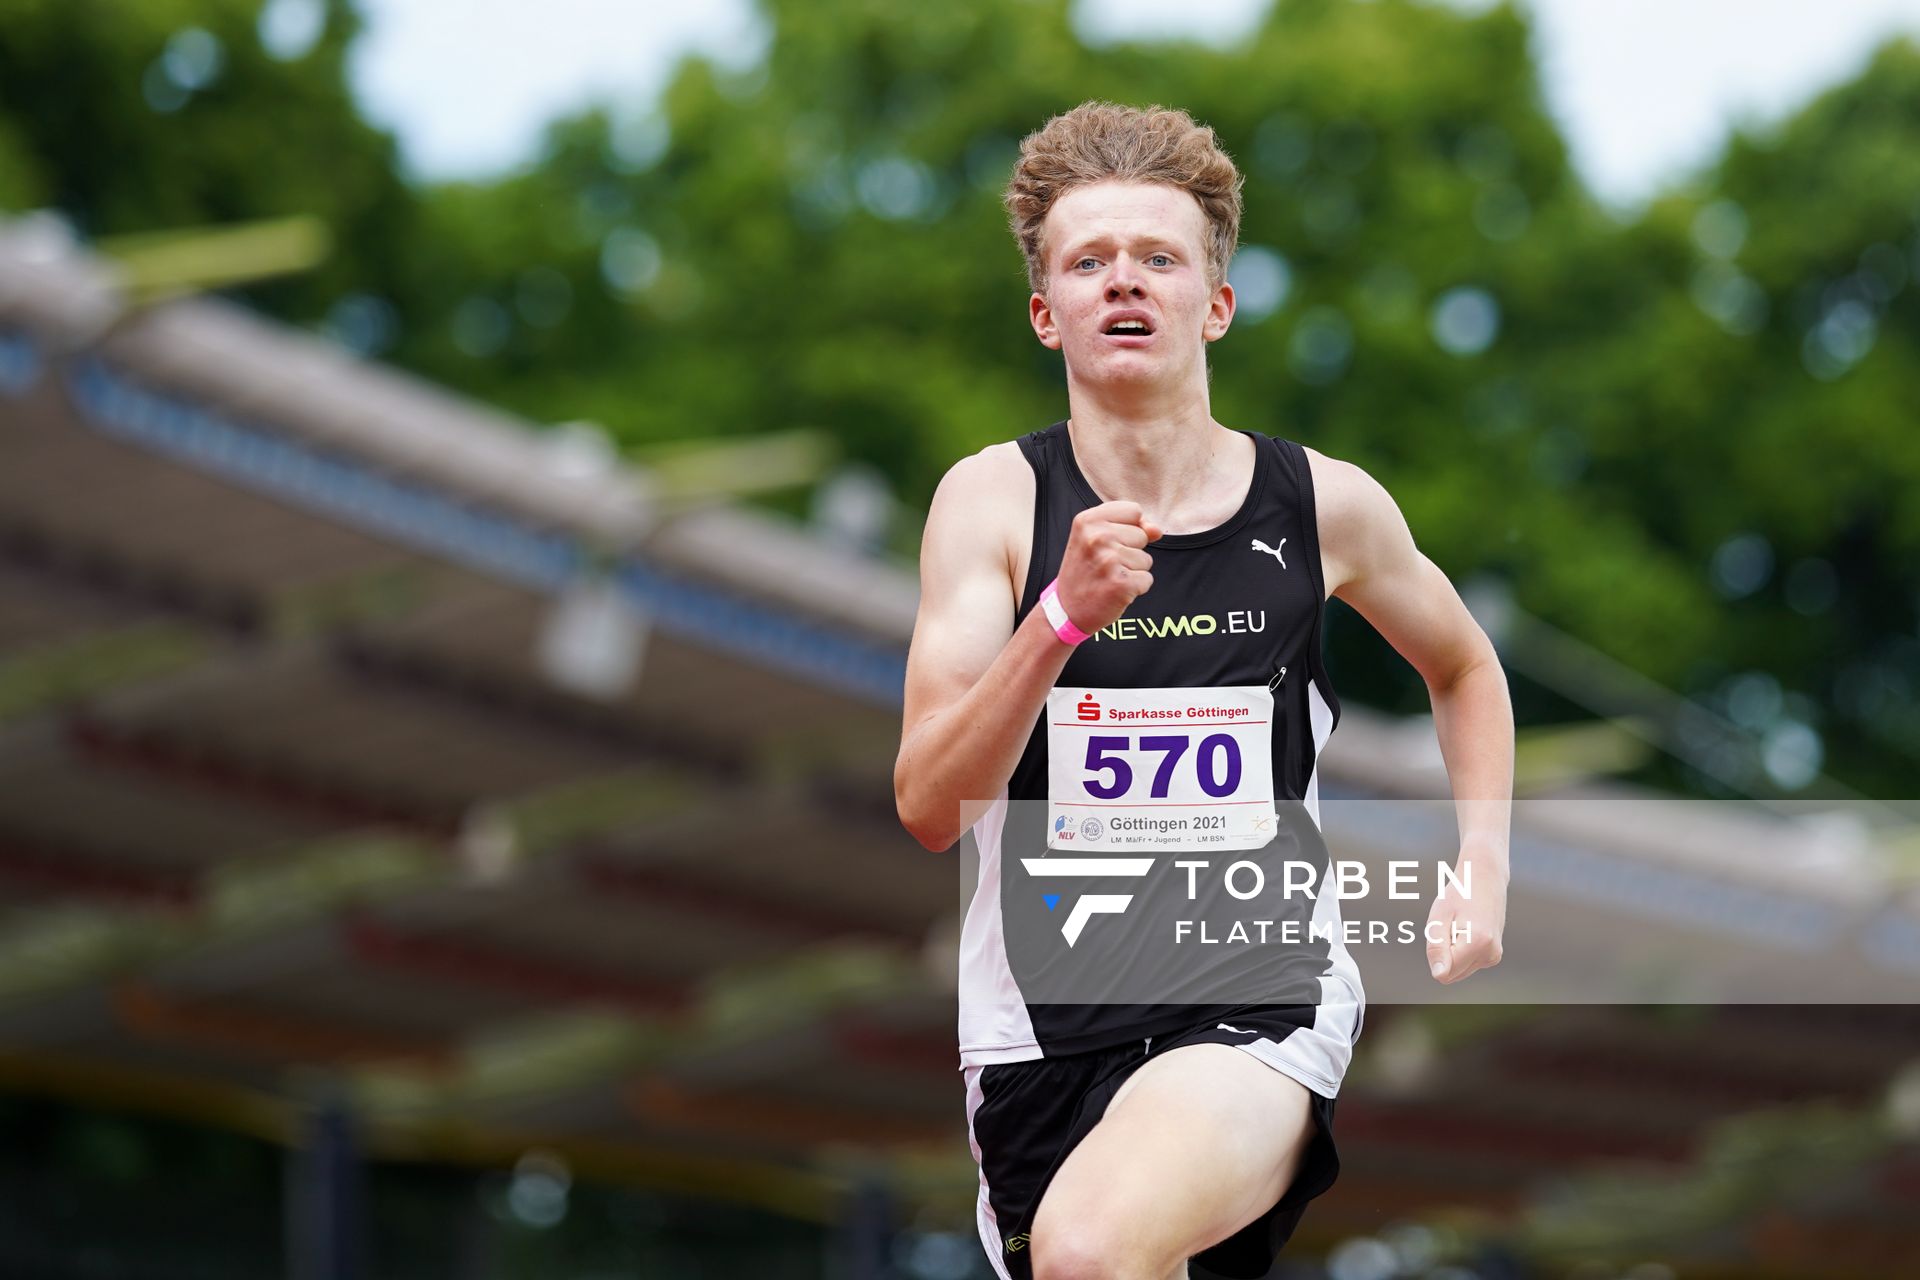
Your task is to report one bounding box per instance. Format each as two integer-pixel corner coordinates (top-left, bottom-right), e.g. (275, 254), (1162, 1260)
(1, 217), (1916, 1275)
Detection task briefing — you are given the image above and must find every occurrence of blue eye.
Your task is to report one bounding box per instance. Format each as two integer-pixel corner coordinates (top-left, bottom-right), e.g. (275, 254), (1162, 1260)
(1076, 257), (1098, 270)
(1149, 254), (1172, 267)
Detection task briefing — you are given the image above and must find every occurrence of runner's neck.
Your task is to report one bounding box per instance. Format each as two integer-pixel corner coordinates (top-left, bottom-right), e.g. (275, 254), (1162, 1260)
(1066, 413), (1252, 535)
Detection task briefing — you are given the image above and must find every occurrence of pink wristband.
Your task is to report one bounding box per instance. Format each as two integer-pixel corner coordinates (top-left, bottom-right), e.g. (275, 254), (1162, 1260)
(1038, 577), (1092, 646)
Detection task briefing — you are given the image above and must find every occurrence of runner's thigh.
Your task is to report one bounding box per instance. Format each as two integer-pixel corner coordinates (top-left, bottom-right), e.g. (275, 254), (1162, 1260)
(1028, 1043), (1316, 1273)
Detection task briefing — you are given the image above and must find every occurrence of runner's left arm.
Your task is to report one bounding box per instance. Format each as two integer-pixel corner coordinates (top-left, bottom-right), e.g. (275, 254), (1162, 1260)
(1309, 450), (1513, 982)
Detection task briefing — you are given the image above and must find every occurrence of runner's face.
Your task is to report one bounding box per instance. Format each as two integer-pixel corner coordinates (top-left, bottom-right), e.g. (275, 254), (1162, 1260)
(1030, 180), (1233, 385)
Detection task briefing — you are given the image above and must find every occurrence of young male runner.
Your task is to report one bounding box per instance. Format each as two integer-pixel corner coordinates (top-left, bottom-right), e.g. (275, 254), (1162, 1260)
(894, 103), (1514, 1280)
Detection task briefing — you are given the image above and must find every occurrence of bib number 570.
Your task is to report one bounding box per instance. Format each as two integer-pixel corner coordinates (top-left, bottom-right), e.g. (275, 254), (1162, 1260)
(1082, 733), (1243, 800)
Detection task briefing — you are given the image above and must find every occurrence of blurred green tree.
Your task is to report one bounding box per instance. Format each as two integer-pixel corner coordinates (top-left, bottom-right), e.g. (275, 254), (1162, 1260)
(0, 0), (420, 327)
(1525, 40), (1920, 796)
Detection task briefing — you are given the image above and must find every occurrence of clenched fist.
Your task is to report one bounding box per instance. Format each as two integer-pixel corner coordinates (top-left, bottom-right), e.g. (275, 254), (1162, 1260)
(1054, 501), (1163, 635)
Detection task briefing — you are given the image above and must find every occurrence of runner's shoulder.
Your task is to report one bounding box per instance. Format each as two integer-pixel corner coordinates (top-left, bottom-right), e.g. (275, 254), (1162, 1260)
(1298, 444), (1392, 527)
(927, 440), (1033, 539)
(918, 441), (1032, 600)
(1299, 445), (1408, 595)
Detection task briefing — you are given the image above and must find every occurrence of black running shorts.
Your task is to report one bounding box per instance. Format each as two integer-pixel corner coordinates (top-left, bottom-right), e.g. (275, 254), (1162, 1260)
(963, 1006), (1342, 1280)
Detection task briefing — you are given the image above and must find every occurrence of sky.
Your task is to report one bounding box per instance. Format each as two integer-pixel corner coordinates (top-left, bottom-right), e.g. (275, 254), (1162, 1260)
(346, 0), (1920, 210)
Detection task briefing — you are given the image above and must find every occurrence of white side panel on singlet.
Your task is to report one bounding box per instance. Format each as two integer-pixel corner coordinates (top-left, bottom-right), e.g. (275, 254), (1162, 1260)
(1239, 679), (1365, 1097)
(958, 789), (1041, 1065)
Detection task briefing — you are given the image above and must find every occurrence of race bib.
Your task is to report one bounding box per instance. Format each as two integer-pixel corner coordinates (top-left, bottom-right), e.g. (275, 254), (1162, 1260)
(1045, 686), (1278, 852)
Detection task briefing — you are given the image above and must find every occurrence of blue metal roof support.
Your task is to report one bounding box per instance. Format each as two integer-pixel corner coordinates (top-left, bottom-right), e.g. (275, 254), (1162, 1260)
(61, 357), (908, 708)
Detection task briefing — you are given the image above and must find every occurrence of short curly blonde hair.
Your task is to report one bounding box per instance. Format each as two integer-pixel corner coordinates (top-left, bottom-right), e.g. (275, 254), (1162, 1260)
(1003, 101), (1244, 296)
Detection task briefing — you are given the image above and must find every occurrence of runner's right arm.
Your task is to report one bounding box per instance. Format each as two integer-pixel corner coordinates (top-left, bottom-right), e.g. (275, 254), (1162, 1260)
(894, 448), (1160, 852)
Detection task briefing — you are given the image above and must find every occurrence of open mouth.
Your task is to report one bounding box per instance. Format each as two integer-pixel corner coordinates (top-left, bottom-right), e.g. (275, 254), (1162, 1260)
(1103, 319), (1155, 338)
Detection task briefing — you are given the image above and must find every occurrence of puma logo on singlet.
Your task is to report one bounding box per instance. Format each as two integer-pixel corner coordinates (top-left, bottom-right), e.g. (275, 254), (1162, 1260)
(1250, 537), (1287, 568)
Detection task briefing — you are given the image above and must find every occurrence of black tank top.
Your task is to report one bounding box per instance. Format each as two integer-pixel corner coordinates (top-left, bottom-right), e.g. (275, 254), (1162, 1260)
(963, 419), (1350, 1060)
(1011, 419), (1341, 800)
